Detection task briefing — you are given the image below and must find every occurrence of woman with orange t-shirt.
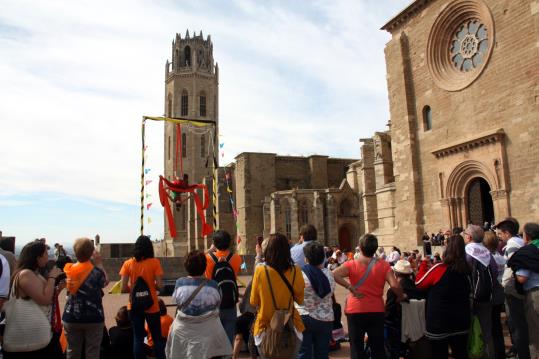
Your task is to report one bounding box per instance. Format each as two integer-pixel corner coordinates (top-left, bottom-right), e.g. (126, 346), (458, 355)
(333, 234), (404, 359)
(120, 235), (164, 359)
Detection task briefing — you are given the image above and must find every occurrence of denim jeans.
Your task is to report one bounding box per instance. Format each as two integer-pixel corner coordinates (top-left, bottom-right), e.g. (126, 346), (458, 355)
(298, 315), (332, 359)
(129, 310), (165, 359)
(220, 307), (238, 345)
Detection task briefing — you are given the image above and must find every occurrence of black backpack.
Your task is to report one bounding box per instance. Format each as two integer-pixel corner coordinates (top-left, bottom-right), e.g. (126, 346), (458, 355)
(210, 252), (238, 309)
(130, 276), (154, 312)
(471, 259), (494, 303)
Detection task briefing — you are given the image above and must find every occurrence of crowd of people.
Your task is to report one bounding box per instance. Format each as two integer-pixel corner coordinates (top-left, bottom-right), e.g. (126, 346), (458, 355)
(0, 217), (538, 359)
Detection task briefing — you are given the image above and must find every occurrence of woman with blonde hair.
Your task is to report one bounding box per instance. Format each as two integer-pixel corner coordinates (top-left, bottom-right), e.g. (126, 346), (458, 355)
(62, 237), (108, 359)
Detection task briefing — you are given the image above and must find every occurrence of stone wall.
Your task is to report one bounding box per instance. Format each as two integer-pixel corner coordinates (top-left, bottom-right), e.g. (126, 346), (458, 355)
(102, 255), (256, 281)
(382, 0), (539, 249)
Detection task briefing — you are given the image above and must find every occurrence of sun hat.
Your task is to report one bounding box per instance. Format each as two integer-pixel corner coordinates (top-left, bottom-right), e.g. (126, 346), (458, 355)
(393, 259), (413, 274)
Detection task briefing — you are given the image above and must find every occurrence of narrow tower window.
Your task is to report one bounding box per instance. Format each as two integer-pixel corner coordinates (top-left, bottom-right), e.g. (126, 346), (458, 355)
(168, 136), (171, 160)
(182, 132), (187, 158)
(167, 96), (172, 117)
(200, 134), (206, 157)
(181, 90), (188, 116)
(423, 105), (432, 131)
(199, 93), (206, 117)
(184, 46), (191, 66)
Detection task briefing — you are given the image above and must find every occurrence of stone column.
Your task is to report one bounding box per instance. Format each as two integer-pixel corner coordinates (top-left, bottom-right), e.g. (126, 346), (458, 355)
(290, 196), (299, 242)
(270, 195), (279, 234)
(326, 194), (337, 246)
(262, 196), (271, 238)
(313, 192), (325, 244)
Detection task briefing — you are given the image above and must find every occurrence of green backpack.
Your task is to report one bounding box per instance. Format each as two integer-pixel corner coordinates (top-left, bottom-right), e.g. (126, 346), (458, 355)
(468, 315), (484, 359)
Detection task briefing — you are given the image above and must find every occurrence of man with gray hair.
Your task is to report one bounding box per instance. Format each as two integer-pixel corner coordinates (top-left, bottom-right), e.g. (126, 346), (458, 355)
(463, 224), (498, 359)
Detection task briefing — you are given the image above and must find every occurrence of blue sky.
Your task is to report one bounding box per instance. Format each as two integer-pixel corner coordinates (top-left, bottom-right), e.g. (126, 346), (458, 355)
(0, 0), (411, 247)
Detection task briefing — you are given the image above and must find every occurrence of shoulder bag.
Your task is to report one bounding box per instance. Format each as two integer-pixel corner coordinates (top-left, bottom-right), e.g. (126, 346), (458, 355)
(345, 258), (377, 313)
(259, 265), (299, 359)
(177, 278), (208, 313)
(3, 273), (52, 352)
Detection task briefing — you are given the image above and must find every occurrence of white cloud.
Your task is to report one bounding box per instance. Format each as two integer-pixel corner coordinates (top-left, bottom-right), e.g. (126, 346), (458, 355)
(0, 0), (410, 207)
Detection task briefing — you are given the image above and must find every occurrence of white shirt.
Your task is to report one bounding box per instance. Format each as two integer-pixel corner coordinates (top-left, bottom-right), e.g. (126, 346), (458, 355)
(0, 254), (10, 300)
(387, 251), (400, 264)
(502, 236), (524, 293)
(295, 268), (336, 322)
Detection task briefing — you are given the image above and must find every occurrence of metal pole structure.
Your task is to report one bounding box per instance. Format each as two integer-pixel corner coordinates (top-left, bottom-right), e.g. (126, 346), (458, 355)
(140, 118), (146, 235)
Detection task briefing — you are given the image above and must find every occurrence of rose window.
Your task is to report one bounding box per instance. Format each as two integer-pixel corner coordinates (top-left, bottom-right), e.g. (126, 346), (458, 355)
(427, 0), (494, 91)
(450, 20), (489, 72)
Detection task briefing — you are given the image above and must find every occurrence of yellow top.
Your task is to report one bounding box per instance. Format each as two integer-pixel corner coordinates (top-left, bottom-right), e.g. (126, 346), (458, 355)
(250, 264), (305, 336)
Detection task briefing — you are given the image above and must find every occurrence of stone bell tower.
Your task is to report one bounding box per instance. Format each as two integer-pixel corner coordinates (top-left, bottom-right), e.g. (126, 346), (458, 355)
(163, 30), (219, 255)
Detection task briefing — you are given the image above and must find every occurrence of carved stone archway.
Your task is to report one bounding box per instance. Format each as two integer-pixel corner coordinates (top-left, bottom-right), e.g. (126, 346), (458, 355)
(443, 160), (509, 228)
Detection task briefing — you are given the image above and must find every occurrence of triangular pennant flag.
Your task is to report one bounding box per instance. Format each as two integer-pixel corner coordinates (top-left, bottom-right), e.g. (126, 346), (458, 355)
(108, 280), (122, 294)
(227, 187), (233, 193)
(146, 202), (153, 210)
(144, 145), (148, 151)
(144, 168), (151, 174)
(145, 180), (153, 185)
(240, 262), (247, 270)
(145, 193), (152, 198)
(148, 217), (152, 224)
(219, 143), (224, 148)
(237, 235), (241, 244)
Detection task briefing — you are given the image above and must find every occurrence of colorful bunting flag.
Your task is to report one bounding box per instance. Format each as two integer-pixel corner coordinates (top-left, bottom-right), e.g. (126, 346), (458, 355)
(146, 202), (153, 210)
(148, 217), (152, 224)
(145, 180), (153, 185)
(145, 193), (152, 198)
(240, 262), (247, 270)
(219, 143), (224, 148)
(144, 168), (151, 174)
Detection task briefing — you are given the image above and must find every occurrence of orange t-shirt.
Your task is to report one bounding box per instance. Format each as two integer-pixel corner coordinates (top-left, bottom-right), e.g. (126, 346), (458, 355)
(119, 257), (164, 313)
(343, 259), (390, 314)
(145, 314), (173, 347)
(205, 250), (242, 279)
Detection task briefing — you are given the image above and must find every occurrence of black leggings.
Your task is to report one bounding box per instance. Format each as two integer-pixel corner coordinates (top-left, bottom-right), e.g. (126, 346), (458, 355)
(430, 334), (468, 359)
(346, 312), (385, 359)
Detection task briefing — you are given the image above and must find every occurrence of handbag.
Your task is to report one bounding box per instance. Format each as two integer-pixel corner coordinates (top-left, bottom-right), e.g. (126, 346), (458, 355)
(3, 273), (52, 352)
(467, 315), (485, 359)
(177, 278), (208, 313)
(259, 265), (299, 359)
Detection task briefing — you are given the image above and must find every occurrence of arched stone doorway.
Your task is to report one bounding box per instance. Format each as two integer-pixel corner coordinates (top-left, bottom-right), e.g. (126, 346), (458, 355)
(338, 225), (351, 251)
(444, 160), (509, 228)
(467, 177), (494, 225)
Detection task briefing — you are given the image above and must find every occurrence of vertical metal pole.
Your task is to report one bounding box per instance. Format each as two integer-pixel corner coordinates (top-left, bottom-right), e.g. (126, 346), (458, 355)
(141, 119), (146, 235)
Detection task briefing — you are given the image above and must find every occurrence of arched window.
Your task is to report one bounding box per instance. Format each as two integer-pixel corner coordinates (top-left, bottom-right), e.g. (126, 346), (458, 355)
(182, 132), (187, 158)
(174, 49), (179, 69)
(167, 135), (171, 160)
(200, 134), (206, 157)
(423, 105), (432, 131)
(184, 46), (191, 66)
(299, 201), (309, 226)
(181, 90), (188, 116)
(199, 92), (207, 117)
(284, 205), (292, 241)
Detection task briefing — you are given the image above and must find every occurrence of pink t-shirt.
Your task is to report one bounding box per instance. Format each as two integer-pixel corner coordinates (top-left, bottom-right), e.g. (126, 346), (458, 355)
(344, 259), (390, 314)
